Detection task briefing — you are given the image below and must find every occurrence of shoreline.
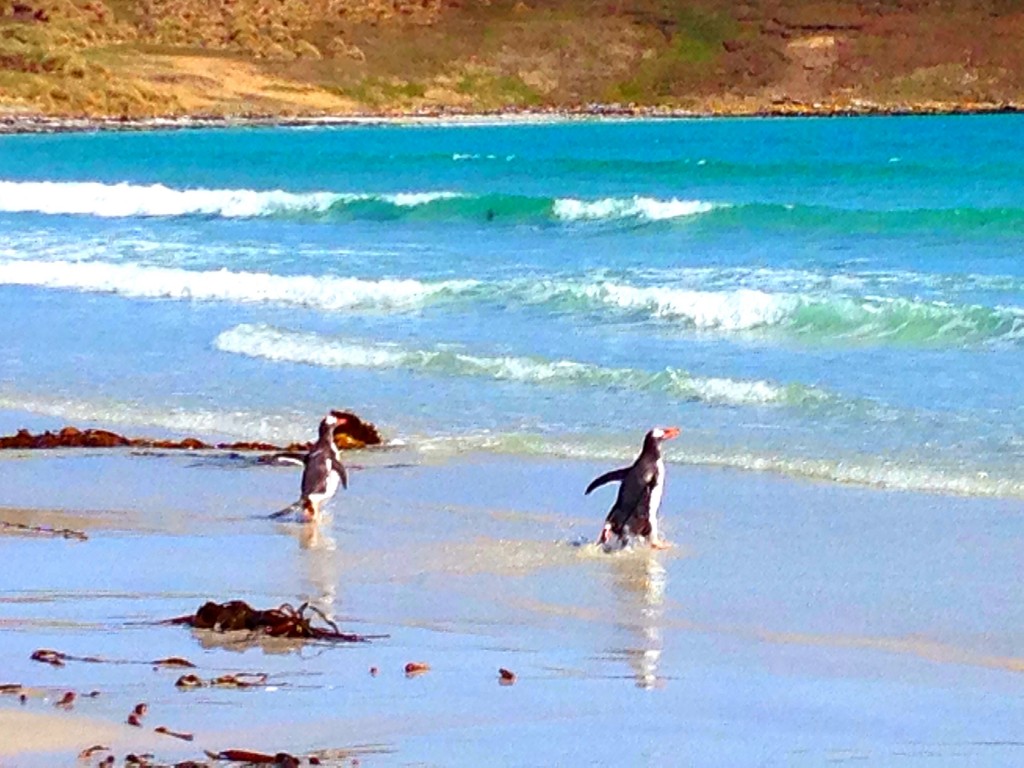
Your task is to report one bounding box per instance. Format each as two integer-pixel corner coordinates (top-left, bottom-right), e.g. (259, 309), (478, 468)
(3, 449), (1024, 765)
(3, 100), (1024, 135)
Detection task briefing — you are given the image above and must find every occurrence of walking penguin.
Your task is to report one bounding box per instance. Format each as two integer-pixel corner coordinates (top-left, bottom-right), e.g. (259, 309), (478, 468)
(585, 427), (679, 549)
(270, 412), (349, 522)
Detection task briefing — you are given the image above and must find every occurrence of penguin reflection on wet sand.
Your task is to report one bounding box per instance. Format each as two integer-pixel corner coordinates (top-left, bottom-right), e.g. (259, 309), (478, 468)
(585, 427), (680, 549)
(270, 412), (349, 522)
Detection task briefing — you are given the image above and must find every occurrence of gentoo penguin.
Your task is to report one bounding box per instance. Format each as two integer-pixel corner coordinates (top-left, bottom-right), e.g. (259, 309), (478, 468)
(585, 427), (680, 549)
(270, 413), (349, 522)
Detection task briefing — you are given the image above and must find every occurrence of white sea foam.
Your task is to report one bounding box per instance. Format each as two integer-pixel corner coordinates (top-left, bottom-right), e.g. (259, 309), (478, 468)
(0, 180), (347, 218)
(0, 391), (308, 443)
(518, 279), (797, 331)
(0, 179), (717, 224)
(0, 259), (476, 310)
(4, 255), (1013, 342)
(385, 191), (463, 207)
(518, 278), (1022, 341)
(585, 283), (792, 329)
(213, 323), (816, 407)
(414, 434), (1024, 498)
(0, 180), (470, 219)
(7, 255), (793, 328)
(553, 196), (717, 222)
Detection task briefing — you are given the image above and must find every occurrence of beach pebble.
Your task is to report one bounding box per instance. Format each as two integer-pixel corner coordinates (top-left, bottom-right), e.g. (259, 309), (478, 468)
(152, 656), (196, 668)
(154, 725), (194, 742)
(30, 649), (66, 667)
(175, 673), (204, 688)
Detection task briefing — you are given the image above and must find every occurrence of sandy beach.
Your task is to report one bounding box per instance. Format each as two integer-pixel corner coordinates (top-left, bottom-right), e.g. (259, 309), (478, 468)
(3, 435), (1024, 766)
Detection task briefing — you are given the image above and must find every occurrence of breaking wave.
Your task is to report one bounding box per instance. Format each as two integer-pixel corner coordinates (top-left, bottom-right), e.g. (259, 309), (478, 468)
(3, 179), (1024, 234)
(2, 257), (1022, 345)
(0, 259), (475, 311)
(0, 180), (717, 224)
(515, 281), (1024, 343)
(213, 323), (827, 408)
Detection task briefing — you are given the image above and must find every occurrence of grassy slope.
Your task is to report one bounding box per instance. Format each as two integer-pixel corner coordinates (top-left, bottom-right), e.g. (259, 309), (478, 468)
(2, 0), (1024, 118)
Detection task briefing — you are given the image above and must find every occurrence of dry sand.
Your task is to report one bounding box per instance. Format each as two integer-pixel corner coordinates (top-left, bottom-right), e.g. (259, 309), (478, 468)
(0, 710), (159, 758)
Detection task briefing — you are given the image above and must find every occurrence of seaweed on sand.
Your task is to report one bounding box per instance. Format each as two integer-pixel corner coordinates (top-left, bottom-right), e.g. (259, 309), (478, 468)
(165, 600), (384, 642)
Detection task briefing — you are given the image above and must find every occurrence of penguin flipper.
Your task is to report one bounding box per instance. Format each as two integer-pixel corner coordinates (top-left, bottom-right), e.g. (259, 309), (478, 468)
(270, 452), (307, 467)
(332, 457), (348, 489)
(585, 467), (629, 495)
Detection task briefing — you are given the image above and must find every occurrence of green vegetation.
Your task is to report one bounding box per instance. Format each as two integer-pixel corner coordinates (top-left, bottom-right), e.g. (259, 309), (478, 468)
(455, 71), (541, 108)
(672, 6), (733, 64)
(2, 0), (1024, 118)
(332, 77), (426, 109)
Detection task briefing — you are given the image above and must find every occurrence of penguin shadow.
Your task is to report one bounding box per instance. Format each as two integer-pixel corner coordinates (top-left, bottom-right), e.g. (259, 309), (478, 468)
(608, 553), (668, 689)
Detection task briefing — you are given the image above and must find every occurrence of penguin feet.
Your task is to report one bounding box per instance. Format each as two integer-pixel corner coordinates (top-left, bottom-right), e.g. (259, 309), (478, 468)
(300, 499), (320, 523)
(649, 538), (672, 550)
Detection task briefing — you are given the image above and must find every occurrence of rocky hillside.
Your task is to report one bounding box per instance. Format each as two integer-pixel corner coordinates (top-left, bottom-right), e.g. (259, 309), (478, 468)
(2, 0), (1023, 118)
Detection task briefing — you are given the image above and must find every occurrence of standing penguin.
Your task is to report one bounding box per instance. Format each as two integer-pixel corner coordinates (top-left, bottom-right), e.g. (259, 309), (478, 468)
(585, 427), (679, 549)
(270, 412), (349, 522)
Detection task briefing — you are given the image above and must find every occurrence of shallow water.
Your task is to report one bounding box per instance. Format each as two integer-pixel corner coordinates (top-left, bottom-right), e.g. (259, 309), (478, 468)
(3, 452), (1024, 765)
(1, 117), (1024, 496)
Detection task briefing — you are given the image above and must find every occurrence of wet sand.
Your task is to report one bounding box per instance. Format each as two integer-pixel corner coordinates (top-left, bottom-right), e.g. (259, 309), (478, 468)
(3, 444), (1024, 766)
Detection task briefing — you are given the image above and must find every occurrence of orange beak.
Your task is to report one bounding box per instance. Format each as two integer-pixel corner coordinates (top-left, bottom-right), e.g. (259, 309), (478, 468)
(662, 427), (680, 440)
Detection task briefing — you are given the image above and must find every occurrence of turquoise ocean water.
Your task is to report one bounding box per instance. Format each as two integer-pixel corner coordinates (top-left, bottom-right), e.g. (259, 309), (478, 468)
(1, 116), (1023, 496)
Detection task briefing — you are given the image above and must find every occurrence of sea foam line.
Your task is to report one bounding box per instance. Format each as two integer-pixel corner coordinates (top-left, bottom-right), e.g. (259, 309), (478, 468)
(514, 280), (1024, 342)
(0, 179), (718, 223)
(0, 180), (464, 219)
(3, 255), (1019, 344)
(213, 323), (825, 408)
(0, 180), (339, 218)
(552, 196), (716, 222)
(0, 259), (475, 311)
(0, 391), (308, 444)
(414, 433), (1024, 498)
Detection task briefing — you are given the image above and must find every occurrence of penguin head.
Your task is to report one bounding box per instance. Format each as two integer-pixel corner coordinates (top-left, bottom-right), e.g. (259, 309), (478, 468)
(319, 412), (349, 437)
(643, 426), (680, 455)
(649, 426), (680, 442)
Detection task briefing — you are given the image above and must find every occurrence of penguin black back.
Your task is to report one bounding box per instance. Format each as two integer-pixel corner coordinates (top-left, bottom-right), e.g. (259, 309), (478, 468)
(586, 426), (679, 548)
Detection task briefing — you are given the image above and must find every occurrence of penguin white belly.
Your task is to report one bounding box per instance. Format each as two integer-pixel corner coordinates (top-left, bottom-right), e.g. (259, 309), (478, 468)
(646, 458), (665, 533)
(308, 458), (340, 503)
(323, 469), (340, 500)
